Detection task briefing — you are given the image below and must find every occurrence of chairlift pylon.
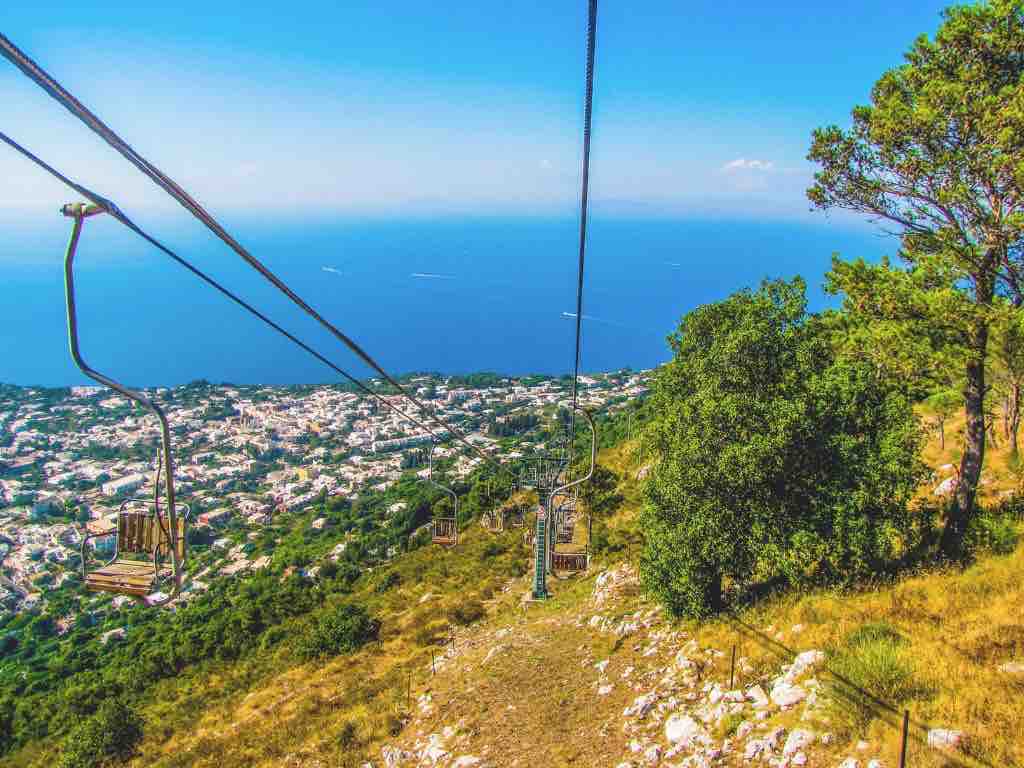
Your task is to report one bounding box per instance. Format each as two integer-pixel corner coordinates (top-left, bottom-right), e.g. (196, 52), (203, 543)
(62, 202), (188, 606)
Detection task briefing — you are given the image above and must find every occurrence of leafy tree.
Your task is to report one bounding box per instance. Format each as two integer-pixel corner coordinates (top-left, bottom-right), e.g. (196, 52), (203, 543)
(808, 1), (1024, 558)
(57, 699), (143, 768)
(295, 603), (379, 660)
(641, 279), (924, 618)
(578, 465), (623, 519)
(926, 388), (962, 451)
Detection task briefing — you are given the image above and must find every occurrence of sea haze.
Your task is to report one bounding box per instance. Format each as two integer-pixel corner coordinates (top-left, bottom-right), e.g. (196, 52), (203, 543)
(0, 215), (895, 387)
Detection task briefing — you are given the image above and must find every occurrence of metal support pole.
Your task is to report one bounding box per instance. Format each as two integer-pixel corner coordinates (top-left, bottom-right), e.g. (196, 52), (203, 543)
(532, 503), (549, 599)
(899, 709), (910, 768)
(61, 202), (184, 605)
(729, 645), (736, 689)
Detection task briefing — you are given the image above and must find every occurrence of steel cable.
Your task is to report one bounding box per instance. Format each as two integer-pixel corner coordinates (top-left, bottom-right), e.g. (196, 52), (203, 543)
(0, 130), (495, 464)
(0, 32), (514, 480)
(568, 0), (598, 444)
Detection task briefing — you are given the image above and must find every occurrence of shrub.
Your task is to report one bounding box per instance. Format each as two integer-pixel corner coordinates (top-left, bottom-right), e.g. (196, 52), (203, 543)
(58, 699), (143, 768)
(481, 540), (507, 559)
(447, 599), (486, 627)
(296, 603), (379, 660)
(260, 625), (288, 651)
(966, 509), (1019, 556)
(374, 570), (402, 593)
(827, 622), (932, 734)
(845, 621), (904, 648)
(336, 720), (358, 748)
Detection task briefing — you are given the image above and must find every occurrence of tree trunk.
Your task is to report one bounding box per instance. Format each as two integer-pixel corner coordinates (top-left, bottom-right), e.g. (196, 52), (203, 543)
(939, 418), (945, 450)
(1011, 383), (1021, 456)
(945, 275), (994, 560)
(1003, 394), (1011, 439)
(699, 565), (724, 614)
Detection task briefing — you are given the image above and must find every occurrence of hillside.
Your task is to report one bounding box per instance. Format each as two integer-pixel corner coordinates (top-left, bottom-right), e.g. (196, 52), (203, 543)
(78, 432), (1022, 768)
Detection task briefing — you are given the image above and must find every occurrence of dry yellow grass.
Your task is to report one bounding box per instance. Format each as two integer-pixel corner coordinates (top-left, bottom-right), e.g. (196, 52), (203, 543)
(44, 427), (1022, 768)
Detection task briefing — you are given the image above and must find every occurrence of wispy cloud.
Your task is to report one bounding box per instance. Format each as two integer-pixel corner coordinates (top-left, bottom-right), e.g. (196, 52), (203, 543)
(411, 272), (455, 280)
(321, 266), (343, 275)
(721, 158), (776, 173)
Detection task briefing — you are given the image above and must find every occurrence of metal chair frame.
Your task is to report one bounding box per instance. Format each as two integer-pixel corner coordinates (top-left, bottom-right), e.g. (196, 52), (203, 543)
(63, 202), (186, 606)
(535, 408), (597, 592)
(81, 497), (191, 592)
(426, 440), (458, 547)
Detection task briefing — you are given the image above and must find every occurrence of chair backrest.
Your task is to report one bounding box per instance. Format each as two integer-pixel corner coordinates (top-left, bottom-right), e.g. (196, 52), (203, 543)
(118, 512), (185, 560)
(432, 517), (457, 543)
(552, 552), (588, 573)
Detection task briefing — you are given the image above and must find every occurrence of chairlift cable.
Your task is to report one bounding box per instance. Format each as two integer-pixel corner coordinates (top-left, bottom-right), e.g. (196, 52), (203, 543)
(0, 33), (515, 482)
(568, 0), (598, 444)
(0, 130), (495, 467)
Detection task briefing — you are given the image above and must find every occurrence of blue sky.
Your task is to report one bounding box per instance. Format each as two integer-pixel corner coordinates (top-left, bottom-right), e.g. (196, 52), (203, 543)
(2, 0), (952, 228)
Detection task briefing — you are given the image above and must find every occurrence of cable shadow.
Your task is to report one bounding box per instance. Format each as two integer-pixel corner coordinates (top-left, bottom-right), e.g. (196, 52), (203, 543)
(725, 613), (1001, 768)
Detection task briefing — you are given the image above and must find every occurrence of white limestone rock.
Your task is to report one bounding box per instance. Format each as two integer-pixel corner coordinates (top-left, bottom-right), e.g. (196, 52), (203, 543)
(764, 726), (786, 751)
(747, 684), (770, 708)
(381, 745), (412, 768)
(665, 713), (704, 747)
(482, 645), (505, 665)
(624, 692), (658, 718)
(642, 744), (662, 765)
(927, 729), (964, 751)
(771, 681), (807, 708)
(783, 729), (815, 756)
(788, 650), (826, 680)
(451, 758), (482, 768)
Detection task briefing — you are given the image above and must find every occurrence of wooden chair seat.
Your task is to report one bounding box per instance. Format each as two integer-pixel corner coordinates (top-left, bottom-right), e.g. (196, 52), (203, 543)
(552, 552), (589, 573)
(432, 517), (458, 546)
(85, 559), (158, 596)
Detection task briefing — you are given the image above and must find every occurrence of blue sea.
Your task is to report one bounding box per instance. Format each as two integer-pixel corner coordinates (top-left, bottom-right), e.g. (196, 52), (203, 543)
(0, 215), (895, 387)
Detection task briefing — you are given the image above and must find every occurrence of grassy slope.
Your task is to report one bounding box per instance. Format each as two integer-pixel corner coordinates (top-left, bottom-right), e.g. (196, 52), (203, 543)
(61, 425), (1024, 767)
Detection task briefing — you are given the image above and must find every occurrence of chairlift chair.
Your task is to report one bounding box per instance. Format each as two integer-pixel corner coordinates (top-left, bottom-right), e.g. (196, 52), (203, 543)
(480, 478), (506, 533)
(545, 409), (597, 581)
(62, 203), (188, 606)
(425, 441), (458, 547)
(81, 493), (190, 597)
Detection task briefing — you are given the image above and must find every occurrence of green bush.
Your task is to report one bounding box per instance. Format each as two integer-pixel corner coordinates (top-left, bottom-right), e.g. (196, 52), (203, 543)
(336, 720), (358, 748)
(966, 509), (1019, 556)
(641, 279), (926, 618)
(58, 699), (143, 768)
(296, 603), (379, 660)
(260, 625), (288, 651)
(447, 599), (485, 626)
(827, 622), (932, 733)
(480, 540), (507, 559)
(374, 570), (402, 593)
(844, 621), (904, 648)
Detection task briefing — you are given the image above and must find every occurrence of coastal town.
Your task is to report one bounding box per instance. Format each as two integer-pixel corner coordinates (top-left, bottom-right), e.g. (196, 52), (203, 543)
(0, 371), (648, 619)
